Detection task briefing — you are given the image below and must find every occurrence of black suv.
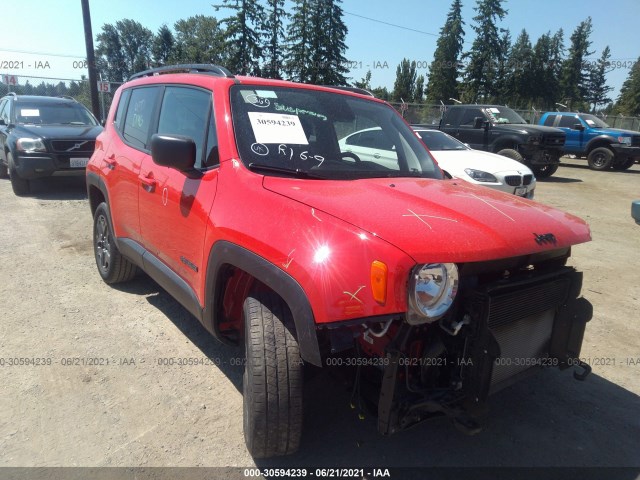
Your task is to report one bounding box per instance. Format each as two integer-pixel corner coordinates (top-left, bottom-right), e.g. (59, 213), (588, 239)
(0, 94), (102, 195)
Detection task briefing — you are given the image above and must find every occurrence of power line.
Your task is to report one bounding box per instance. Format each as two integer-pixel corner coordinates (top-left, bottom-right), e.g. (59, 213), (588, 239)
(0, 48), (85, 58)
(343, 10), (440, 37)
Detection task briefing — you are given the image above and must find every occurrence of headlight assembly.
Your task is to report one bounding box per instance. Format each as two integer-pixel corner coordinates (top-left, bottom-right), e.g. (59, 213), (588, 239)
(407, 263), (458, 324)
(16, 138), (46, 153)
(464, 168), (498, 183)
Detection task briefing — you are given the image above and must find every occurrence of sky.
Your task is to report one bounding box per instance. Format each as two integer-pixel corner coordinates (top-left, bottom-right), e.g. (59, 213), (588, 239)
(1, 0), (639, 102)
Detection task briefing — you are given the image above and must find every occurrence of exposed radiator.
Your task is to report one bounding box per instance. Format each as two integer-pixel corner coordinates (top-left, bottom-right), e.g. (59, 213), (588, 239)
(485, 277), (570, 386)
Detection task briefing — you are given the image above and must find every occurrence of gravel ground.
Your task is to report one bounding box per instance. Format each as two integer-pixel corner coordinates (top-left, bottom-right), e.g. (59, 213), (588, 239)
(0, 159), (638, 474)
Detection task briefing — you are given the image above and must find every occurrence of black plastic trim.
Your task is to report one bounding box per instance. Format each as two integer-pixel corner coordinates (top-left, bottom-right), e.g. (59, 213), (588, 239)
(86, 171), (110, 214)
(141, 248), (204, 321)
(116, 238), (145, 270)
(203, 241), (322, 366)
(129, 64), (234, 81)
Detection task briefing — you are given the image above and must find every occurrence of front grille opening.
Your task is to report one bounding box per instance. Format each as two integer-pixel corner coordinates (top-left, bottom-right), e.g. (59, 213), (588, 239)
(504, 175), (521, 186)
(51, 140), (96, 153)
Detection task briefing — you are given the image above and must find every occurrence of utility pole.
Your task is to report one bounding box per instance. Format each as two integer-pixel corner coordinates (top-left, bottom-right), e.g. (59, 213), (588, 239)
(81, 0), (101, 120)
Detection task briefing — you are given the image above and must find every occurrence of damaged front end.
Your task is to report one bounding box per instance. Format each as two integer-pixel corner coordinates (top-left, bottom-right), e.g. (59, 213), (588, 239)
(329, 250), (593, 436)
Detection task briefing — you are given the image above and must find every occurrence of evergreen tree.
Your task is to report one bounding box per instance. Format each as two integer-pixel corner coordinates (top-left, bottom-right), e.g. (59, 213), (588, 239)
(286, 0), (312, 82)
(172, 16), (226, 65)
(586, 46), (613, 111)
(560, 17), (594, 110)
(461, 0), (508, 102)
(529, 29), (564, 108)
(614, 56), (640, 116)
(286, 0), (348, 85)
(426, 0), (465, 104)
(494, 29), (511, 100)
(353, 70), (372, 90)
(152, 24), (175, 67)
(320, 0), (349, 85)
(503, 29), (533, 106)
(214, 0), (265, 75)
(263, 0), (287, 79)
(392, 59), (417, 102)
(370, 86), (390, 101)
(414, 75), (425, 102)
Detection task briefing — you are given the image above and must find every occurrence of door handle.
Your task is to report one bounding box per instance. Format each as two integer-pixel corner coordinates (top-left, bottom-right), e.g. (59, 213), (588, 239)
(138, 172), (157, 192)
(105, 154), (116, 170)
(373, 153), (381, 159)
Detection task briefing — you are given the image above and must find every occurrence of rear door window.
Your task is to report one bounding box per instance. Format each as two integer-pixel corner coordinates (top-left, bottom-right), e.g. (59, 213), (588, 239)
(122, 87), (160, 150)
(114, 89), (131, 133)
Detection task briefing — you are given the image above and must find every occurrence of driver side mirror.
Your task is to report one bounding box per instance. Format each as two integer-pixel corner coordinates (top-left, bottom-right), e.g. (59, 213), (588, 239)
(150, 134), (196, 172)
(573, 123), (585, 131)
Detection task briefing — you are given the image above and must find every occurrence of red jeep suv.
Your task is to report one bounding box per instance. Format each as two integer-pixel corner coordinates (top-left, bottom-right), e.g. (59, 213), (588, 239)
(87, 64), (593, 458)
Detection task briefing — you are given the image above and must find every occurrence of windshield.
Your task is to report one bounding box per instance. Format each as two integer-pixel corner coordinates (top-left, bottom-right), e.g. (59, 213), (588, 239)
(230, 86), (441, 180)
(579, 114), (609, 128)
(15, 102), (98, 126)
(483, 106), (527, 124)
(416, 129), (469, 151)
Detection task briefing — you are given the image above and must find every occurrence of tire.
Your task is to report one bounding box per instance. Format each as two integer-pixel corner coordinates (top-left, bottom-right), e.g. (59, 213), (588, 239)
(611, 157), (636, 171)
(587, 147), (614, 170)
(496, 148), (524, 163)
(243, 290), (303, 458)
(532, 163), (559, 178)
(93, 202), (137, 284)
(7, 153), (30, 196)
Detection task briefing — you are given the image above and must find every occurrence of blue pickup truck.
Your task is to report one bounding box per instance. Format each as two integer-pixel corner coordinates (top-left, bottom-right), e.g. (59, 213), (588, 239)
(539, 112), (640, 171)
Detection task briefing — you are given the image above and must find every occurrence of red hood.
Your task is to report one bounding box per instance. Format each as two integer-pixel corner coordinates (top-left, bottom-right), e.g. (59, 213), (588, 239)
(263, 176), (591, 263)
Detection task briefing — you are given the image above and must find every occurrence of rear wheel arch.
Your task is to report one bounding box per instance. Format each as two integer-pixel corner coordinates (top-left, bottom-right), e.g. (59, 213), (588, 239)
(204, 241), (322, 366)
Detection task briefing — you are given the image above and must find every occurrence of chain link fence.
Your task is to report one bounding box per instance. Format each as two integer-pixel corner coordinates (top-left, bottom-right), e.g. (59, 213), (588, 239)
(0, 74), (123, 121)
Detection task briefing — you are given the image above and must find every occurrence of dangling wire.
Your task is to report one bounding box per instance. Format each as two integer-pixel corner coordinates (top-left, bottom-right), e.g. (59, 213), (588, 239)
(350, 342), (365, 420)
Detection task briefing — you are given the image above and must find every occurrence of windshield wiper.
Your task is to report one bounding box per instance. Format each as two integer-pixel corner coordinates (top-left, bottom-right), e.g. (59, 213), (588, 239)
(248, 163), (326, 179)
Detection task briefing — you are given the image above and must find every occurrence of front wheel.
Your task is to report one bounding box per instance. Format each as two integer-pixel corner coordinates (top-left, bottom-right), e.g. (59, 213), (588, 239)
(532, 163), (559, 178)
(7, 153), (29, 196)
(243, 290), (303, 458)
(93, 202), (137, 284)
(587, 147), (614, 170)
(496, 148), (524, 163)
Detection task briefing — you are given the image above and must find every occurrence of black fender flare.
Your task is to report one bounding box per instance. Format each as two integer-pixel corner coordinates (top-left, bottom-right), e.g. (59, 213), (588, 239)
(585, 135), (616, 153)
(86, 171), (111, 215)
(203, 241), (322, 366)
(491, 135), (523, 152)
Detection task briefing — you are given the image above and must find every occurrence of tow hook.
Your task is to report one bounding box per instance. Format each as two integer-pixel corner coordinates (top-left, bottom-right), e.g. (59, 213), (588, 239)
(573, 360), (591, 381)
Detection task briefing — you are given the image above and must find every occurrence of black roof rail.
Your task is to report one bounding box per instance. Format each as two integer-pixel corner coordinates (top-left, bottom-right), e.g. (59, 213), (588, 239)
(128, 64), (234, 81)
(322, 85), (375, 97)
(57, 95), (77, 102)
